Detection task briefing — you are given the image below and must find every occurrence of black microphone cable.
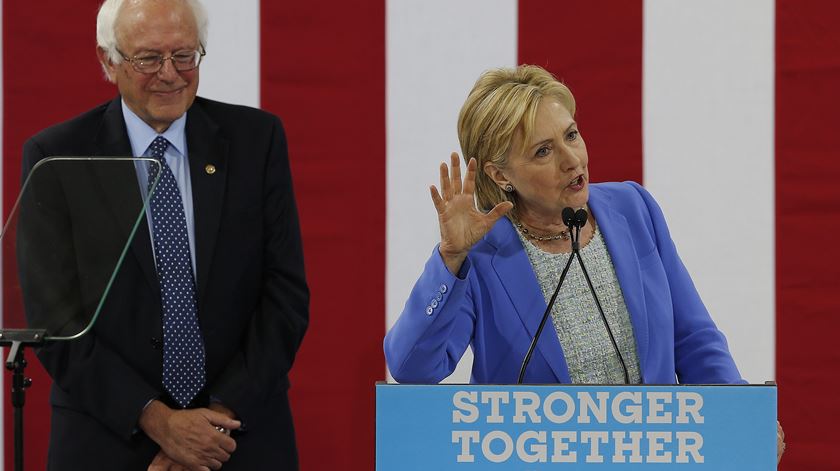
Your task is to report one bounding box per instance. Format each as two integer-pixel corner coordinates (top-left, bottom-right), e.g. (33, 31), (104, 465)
(517, 208), (579, 384)
(571, 209), (630, 384)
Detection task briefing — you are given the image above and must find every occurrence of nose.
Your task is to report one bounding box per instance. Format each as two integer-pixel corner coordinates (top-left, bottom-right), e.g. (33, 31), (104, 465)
(156, 58), (180, 81)
(557, 143), (583, 172)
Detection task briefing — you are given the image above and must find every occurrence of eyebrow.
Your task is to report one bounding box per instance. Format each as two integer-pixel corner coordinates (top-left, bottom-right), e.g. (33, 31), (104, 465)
(132, 47), (198, 55)
(527, 121), (578, 151)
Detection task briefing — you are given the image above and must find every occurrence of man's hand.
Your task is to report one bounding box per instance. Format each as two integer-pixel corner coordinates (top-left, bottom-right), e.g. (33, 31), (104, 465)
(208, 402), (237, 421)
(148, 450), (189, 471)
(777, 420), (786, 464)
(140, 400), (241, 470)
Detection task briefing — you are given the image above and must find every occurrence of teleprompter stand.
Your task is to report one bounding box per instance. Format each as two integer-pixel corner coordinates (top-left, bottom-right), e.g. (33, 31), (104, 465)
(0, 157), (162, 470)
(0, 328), (46, 471)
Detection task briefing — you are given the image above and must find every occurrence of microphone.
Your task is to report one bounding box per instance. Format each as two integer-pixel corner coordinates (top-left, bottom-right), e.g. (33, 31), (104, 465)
(570, 209), (630, 384)
(517, 207), (578, 384)
(573, 208), (588, 229)
(570, 208), (587, 251)
(561, 207), (576, 228)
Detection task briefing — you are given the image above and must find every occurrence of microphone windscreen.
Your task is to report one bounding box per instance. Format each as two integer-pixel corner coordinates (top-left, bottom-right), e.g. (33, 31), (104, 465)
(562, 207), (575, 228)
(574, 209), (588, 228)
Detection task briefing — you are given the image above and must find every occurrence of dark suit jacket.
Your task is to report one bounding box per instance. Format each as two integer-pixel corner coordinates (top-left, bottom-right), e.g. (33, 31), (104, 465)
(18, 96), (309, 470)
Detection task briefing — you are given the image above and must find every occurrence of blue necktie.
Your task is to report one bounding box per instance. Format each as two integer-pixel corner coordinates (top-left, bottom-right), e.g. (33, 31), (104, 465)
(147, 136), (206, 408)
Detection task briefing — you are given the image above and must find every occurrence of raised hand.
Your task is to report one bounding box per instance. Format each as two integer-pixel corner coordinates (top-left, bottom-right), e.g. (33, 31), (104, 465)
(430, 153), (513, 274)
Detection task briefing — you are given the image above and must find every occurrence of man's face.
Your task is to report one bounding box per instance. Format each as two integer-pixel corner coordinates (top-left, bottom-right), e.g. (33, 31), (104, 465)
(100, 0), (200, 133)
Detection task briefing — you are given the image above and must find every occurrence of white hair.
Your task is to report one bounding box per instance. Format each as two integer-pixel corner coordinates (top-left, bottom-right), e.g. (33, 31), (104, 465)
(96, 0), (208, 65)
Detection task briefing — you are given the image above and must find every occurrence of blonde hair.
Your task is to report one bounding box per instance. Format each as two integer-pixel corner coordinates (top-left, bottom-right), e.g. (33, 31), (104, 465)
(458, 65), (576, 216)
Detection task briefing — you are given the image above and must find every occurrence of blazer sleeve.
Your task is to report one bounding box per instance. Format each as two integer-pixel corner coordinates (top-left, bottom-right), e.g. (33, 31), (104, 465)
(384, 247), (476, 383)
(205, 117), (309, 423)
(18, 138), (161, 440)
(630, 182), (745, 384)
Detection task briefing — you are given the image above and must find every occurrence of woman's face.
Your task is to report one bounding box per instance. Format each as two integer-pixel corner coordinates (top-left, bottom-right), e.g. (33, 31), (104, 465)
(487, 98), (589, 220)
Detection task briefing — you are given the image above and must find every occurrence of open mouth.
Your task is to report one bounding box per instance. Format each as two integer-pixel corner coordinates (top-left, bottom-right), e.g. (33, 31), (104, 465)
(568, 175), (585, 189)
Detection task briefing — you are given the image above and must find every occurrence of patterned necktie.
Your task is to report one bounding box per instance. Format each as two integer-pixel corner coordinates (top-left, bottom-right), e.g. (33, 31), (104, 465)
(146, 136), (206, 408)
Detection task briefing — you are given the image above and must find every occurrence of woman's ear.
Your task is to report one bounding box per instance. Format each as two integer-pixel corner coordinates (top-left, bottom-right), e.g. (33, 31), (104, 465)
(483, 162), (510, 190)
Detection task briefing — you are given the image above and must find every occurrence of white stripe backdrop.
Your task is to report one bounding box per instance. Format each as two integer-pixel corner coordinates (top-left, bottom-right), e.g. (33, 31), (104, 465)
(198, 0), (260, 108)
(643, 0), (775, 383)
(386, 0), (518, 382)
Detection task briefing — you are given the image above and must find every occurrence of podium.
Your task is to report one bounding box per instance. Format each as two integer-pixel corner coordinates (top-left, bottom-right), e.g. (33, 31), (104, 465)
(376, 383), (776, 470)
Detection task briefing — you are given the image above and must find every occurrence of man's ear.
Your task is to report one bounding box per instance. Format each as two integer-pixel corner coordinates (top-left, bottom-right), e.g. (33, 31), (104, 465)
(96, 47), (118, 83)
(483, 161), (509, 190)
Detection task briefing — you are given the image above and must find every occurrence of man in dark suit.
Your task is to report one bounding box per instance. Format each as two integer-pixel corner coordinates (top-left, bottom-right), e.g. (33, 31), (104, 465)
(17, 0), (308, 469)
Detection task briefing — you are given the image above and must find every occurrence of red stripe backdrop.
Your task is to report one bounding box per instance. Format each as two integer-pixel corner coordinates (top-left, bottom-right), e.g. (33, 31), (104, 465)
(518, 0), (644, 184)
(776, 0), (840, 468)
(4, 1), (839, 469)
(3, 1), (113, 469)
(261, 1), (385, 470)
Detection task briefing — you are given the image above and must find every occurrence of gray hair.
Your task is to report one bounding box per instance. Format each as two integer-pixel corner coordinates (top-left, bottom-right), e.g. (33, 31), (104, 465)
(96, 0), (209, 65)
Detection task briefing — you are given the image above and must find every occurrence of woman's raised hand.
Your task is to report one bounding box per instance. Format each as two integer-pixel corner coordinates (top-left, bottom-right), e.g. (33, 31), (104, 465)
(430, 153), (513, 274)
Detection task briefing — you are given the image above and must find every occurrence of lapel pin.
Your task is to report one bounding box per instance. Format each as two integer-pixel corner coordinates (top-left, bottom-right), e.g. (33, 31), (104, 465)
(205, 164), (216, 175)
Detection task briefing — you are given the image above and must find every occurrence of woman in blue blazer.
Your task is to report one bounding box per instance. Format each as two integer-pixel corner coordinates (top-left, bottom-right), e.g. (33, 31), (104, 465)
(384, 65), (743, 387)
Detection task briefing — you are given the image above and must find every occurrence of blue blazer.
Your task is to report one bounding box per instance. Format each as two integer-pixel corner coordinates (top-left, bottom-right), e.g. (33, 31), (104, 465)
(385, 182), (743, 385)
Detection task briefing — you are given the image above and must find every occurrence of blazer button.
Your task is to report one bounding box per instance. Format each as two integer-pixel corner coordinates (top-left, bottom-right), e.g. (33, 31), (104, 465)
(440, 284), (447, 293)
(435, 292), (443, 301)
(425, 306), (433, 316)
(150, 337), (162, 350)
(431, 299), (439, 309)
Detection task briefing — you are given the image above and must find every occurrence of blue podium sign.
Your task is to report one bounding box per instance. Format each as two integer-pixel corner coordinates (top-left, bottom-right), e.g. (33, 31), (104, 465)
(376, 383), (776, 470)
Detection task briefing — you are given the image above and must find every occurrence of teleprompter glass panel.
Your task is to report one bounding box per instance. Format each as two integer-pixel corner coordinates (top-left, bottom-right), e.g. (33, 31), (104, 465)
(3, 157), (162, 341)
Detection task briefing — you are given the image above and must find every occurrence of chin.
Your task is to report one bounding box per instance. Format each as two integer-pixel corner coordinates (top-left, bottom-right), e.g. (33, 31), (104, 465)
(151, 106), (188, 123)
(567, 190), (589, 209)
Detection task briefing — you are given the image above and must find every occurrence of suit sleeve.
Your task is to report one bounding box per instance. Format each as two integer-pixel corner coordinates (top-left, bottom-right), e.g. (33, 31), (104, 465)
(384, 247), (476, 383)
(17, 139), (160, 440)
(629, 182), (745, 384)
(205, 117), (309, 423)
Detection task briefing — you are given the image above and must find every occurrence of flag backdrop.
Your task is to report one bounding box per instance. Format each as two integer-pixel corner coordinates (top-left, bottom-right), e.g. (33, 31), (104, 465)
(1, 0), (837, 469)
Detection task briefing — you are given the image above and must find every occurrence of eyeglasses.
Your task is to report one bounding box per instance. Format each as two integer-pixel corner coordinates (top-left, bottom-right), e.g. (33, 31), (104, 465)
(117, 48), (206, 74)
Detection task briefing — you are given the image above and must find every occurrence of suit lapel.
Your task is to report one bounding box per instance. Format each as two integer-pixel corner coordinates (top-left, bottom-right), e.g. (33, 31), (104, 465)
(588, 186), (650, 379)
(93, 98), (159, 293)
(488, 219), (571, 383)
(185, 101), (229, 307)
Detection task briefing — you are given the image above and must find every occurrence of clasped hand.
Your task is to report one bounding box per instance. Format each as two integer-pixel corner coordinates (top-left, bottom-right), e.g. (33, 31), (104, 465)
(141, 400), (241, 470)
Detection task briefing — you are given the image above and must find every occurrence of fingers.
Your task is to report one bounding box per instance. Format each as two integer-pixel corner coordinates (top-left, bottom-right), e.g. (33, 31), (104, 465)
(777, 420), (785, 463)
(462, 158), (478, 195)
(485, 201), (514, 223)
(430, 186), (444, 214)
(450, 152), (463, 194)
(206, 410), (241, 431)
(148, 451), (183, 471)
(201, 434), (233, 463)
(439, 153), (469, 201)
(161, 409), (238, 469)
(148, 452), (169, 471)
(218, 434), (238, 454)
(439, 161), (452, 200)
